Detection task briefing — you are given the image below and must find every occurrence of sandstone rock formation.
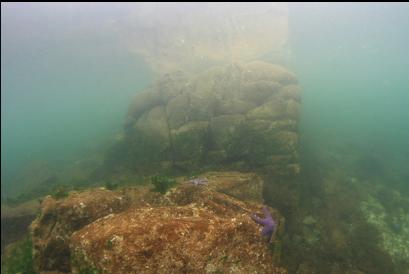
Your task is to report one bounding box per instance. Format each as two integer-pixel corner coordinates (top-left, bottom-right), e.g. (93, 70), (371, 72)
(70, 206), (284, 274)
(107, 61), (301, 178)
(30, 172), (286, 273)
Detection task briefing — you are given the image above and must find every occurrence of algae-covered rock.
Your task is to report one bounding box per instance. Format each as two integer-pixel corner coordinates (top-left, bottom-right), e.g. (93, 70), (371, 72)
(125, 88), (165, 126)
(166, 93), (191, 129)
(302, 216), (317, 226)
(272, 131), (299, 154)
(189, 171), (264, 203)
(361, 193), (409, 272)
(135, 106), (169, 140)
(210, 114), (245, 148)
(216, 99), (255, 115)
(69, 174), (285, 274)
(1, 235), (35, 274)
(284, 99), (300, 119)
(279, 84), (302, 102)
(246, 100), (286, 120)
(30, 188), (130, 273)
(108, 61), (301, 176)
(28, 171), (286, 273)
(239, 80), (282, 105)
(70, 206), (285, 274)
(171, 121), (210, 170)
(241, 61), (297, 84)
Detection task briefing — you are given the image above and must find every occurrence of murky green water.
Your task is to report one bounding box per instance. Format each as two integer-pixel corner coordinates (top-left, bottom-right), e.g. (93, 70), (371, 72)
(1, 3), (408, 273)
(290, 3), (409, 177)
(1, 3), (152, 196)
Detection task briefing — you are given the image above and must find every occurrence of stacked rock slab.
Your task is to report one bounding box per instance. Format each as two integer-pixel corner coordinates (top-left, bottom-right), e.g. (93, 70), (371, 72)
(121, 61), (301, 176)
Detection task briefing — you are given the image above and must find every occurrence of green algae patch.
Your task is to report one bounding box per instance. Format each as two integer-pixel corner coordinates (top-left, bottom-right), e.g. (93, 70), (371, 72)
(151, 175), (177, 194)
(1, 235), (35, 274)
(71, 247), (102, 274)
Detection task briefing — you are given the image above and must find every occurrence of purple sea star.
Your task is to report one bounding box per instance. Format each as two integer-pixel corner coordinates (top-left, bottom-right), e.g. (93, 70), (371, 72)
(250, 206), (276, 242)
(189, 177), (208, 186)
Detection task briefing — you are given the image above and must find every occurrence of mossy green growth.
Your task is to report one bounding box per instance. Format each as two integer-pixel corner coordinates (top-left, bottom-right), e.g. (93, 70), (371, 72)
(106, 239), (114, 250)
(1, 235), (35, 274)
(71, 248), (102, 274)
(171, 124), (209, 170)
(151, 175), (176, 194)
(225, 122), (276, 169)
(51, 185), (70, 199)
(101, 128), (166, 176)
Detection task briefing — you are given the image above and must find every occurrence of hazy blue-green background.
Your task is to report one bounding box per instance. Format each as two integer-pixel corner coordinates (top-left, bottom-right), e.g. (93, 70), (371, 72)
(1, 3), (408, 198)
(1, 3), (152, 197)
(288, 3), (409, 179)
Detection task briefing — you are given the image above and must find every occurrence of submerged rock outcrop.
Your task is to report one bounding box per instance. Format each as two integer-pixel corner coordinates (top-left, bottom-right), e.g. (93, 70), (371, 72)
(30, 188), (130, 273)
(29, 172), (286, 273)
(71, 206), (284, 274)
(105, 61), (301, 179)
(361, 192), (409, 273)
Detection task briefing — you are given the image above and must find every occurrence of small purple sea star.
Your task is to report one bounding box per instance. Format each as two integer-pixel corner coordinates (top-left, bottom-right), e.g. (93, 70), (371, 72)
(189, 177), (208, 186)
(250, 206), (276, 242)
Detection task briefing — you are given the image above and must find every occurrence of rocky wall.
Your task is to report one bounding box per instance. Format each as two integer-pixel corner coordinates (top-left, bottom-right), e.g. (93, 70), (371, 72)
(116, 61), (301, 178)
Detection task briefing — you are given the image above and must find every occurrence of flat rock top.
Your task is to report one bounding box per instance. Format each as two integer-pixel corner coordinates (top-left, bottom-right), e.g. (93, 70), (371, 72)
(203, 171), (264, 203)
(71, 205), (286, 274)
(69, 172), (286, 273)
(30, 172), (286, 274)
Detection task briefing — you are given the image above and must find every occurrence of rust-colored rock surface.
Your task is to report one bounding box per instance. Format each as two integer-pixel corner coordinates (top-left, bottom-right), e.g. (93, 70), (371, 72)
(30, 188), (130, 273)
(69, 173), (285, 273)
(30, 172), (286, 273)
(71, 205), (285, 274)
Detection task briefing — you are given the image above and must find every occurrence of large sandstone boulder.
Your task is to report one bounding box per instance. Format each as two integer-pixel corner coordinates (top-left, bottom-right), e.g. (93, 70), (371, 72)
(70, 206), (285, 274)
(29, 172), (286, 273)
(109, 61), (301, 176)
(70, 179), (285, 273)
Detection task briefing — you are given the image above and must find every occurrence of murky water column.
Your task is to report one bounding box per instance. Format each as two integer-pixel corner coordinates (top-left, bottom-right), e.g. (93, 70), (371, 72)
(120, 3), (291, 75)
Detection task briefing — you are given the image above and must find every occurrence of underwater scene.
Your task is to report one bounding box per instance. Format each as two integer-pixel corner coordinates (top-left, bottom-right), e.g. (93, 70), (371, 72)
(1, 3), (408, 274)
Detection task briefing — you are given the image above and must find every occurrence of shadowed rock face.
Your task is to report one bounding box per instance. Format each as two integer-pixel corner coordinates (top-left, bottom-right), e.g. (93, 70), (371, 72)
(1, 199), (41, 253)
(107, 61), (301, 177)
